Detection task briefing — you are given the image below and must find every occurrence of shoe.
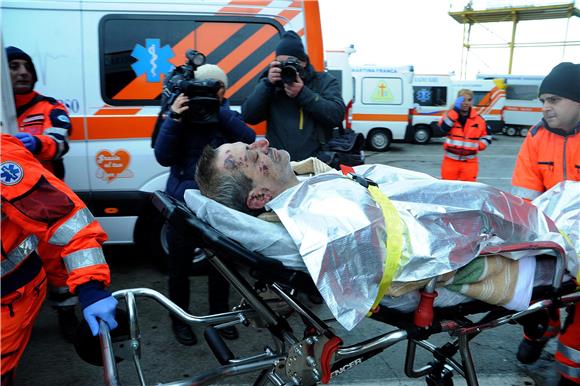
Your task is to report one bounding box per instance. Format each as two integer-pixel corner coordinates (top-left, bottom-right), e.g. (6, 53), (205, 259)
(307, 291), (324, 305)
(171, 320), (197, 346)
(56, 306), (79, 343)
(218, 326), (239, 340)
(516, 338), (547, 364)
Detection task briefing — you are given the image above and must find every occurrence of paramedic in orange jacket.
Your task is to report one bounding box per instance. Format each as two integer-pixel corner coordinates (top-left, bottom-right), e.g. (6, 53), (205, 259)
(7, 45), (78, 341)
(438, 89), (491, 181)
(511, 62), (580, 386)
(1, 134), (118, 386)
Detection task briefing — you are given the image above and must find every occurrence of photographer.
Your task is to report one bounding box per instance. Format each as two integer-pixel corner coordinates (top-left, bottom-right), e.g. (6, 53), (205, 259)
(242, 31), (345, 161)
(154, 63), (255, 345)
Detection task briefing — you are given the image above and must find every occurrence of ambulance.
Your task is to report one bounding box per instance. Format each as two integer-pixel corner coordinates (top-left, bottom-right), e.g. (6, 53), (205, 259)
(478, 74), (544, 137)
(350, 65), (415, 151)
(408, 76), (506, 144)
(409, 74), (452, 144)
(2, 0), (325, 265)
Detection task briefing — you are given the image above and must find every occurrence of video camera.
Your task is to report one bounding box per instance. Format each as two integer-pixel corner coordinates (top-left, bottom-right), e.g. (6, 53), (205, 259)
(275, 57), (302, 87)
(162, 50), (221, 125)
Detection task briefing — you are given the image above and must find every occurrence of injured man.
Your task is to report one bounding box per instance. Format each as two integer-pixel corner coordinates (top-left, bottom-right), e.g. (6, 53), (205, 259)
(190, 139), (578, 330)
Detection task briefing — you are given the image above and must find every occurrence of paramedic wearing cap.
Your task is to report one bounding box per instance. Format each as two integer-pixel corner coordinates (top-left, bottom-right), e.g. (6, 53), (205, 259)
(7, 45), (79, 342)
(438, 89), (491, 181)
(1, 134), (117, 386)
(511, 62), (580, 386)
(242, 31), (345, 161)
(154, 64), (255, 346)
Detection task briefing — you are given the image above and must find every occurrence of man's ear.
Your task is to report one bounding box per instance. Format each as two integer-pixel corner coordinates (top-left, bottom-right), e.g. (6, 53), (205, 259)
(247, 187), (273, 210)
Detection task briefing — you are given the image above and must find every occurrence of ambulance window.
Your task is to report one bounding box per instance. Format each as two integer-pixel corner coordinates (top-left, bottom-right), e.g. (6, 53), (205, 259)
(413, 86), (447, 107)
(361, 77), (403, 105)
(100, 15), (283, 106)
(472, 91), (489, 106)
(506, 85), (538, 101)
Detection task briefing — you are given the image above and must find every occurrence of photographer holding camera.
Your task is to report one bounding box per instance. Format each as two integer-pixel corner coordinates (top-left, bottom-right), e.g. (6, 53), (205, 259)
(154, 59), (255, 345)
(242, 31), (345, 161)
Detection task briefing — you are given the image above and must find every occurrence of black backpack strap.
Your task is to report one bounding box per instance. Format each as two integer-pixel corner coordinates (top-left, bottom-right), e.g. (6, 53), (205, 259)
(16, 94), (47, 117)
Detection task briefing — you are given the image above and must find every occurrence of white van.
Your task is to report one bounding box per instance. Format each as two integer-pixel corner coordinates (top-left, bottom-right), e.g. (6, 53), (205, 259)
(351, 65), (414, 151)
(478, 74), (544, 136)
(325, 46), (355, 120)
(2, 0), (325, 264)
(409, 74), (452, 144)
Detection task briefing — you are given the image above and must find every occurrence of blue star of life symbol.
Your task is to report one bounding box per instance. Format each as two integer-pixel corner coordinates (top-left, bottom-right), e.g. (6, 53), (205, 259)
(131, 38), (175, 82)
(1, 161), (24, 186)
(416, 89), (432, 103)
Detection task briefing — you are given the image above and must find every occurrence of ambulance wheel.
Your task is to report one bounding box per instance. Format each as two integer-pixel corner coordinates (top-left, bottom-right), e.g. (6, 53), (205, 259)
(366, 129), (391, 151)
(413, 125), (431, 144)
(505, 127), (517, 136)
(135, 209), (170, 273)
(520, 127), (529, 137)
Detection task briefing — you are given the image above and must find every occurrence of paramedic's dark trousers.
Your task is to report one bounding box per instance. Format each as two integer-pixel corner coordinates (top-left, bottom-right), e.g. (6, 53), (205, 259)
(166, 223), (230, 315)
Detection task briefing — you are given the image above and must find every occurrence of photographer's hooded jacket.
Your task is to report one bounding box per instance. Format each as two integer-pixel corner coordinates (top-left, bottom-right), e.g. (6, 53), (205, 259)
(154, 99), (256, 201)
(242, 64), (345, 161)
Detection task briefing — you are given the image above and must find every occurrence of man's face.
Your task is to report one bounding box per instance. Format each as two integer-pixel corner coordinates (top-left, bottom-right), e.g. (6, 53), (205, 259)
(9, 59), (34, 94)
(540, 93), (580, 131)
(215, 139), (296, 196)
(459, 93), (473, 113)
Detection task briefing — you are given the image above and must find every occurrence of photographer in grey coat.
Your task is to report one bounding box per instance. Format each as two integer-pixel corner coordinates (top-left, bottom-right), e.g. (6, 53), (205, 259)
(242, 31), (345, 161)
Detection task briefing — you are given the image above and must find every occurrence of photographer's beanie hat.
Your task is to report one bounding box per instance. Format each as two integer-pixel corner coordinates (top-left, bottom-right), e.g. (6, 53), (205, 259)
(6, 46), (38, 85)
(275, 31), (307, 61)
(539, 62), (580, 102)
(194, 64), (228, 89)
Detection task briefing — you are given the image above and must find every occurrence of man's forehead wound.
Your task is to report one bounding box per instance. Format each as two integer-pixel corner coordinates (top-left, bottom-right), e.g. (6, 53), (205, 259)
(222, 150), (249, 171)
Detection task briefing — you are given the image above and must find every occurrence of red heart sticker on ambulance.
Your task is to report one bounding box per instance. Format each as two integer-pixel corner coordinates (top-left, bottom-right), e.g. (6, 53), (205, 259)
(96, 150), (131, 182)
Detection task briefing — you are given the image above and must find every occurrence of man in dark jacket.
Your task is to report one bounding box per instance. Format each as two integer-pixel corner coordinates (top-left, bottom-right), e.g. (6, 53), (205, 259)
(154, 64), (255, 345)
(242, 31), (345, 161)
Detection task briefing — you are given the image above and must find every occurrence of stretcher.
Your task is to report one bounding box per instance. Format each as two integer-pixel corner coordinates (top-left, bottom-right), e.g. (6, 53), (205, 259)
(87, 191), (579, 386)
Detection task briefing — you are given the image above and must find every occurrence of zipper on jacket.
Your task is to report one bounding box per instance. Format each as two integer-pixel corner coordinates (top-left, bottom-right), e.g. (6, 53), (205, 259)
(563, 136), (568, 180)
(299, 108), (304, 130)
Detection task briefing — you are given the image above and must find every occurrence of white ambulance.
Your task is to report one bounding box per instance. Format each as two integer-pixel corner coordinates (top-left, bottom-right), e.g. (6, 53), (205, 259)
(350, 65), (414, 151)
(325, 46), (355, 115)
(2, 0), (325, 265)
(478, 74), (544, 137)
(409, 74), (453, 144)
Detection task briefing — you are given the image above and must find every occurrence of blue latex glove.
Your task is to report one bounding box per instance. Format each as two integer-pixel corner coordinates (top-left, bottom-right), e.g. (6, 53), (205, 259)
(453, 96), (465, 112)
(14, 132), (38, 153)
(82, 296), (119, 336)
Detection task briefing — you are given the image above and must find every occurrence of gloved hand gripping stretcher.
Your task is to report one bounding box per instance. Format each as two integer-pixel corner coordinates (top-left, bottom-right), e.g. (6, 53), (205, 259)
(83, 165), (579, 386)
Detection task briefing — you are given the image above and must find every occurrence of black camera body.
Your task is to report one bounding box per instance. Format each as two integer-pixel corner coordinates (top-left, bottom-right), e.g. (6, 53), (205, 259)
(276, 58), (302, 87)
(162, 50), (221, 125)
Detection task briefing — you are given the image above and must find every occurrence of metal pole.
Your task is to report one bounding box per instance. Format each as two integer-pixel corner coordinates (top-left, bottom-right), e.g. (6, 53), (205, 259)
(508, 12), (518, 74)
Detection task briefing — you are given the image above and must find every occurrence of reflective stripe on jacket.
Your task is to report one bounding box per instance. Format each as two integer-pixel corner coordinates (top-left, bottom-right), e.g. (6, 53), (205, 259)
(1, 134), (109, 295)
(439, 108), (490, 161)
(512, 120), (580, 200)
(15, 91), (72, 179)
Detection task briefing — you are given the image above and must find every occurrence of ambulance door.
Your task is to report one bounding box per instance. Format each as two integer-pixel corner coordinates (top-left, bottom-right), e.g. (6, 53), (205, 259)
(2, 1), (90, 191)
(504, 80), (542, 127)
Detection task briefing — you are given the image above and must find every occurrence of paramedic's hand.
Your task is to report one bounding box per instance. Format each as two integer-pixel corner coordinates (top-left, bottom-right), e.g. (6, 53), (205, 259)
(453, 96), (465, 112)
(14, 132), (38, 153)
(83, 296), (118, 336)
(267, 61), (282, 85)
(170, 93), (189, 118)
(284, 75), (303, 98)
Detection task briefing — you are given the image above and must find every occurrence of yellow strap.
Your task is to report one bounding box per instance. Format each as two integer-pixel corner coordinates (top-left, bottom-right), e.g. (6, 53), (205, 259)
(559, 230), (580, 283)
(367, 184), (404, 315)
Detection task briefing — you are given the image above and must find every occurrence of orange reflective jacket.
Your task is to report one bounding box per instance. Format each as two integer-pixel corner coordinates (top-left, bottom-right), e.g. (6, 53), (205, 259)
(439, 108), (491, 161)
(15, 91), (72, 178)
(1, 134), (109, 295)
(512, 121), (580, 200)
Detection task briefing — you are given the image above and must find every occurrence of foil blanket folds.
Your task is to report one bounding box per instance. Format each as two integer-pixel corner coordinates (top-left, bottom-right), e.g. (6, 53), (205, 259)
(267, 165), (577, 330)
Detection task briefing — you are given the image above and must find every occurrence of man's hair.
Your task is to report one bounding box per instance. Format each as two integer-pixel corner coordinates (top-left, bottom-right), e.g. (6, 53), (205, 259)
(457, 89), (473, 98)
(195, 145), (263, 216)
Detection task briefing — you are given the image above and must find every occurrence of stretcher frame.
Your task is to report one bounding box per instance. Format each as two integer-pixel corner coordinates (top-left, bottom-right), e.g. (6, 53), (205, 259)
(94, 191), (579, 386)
